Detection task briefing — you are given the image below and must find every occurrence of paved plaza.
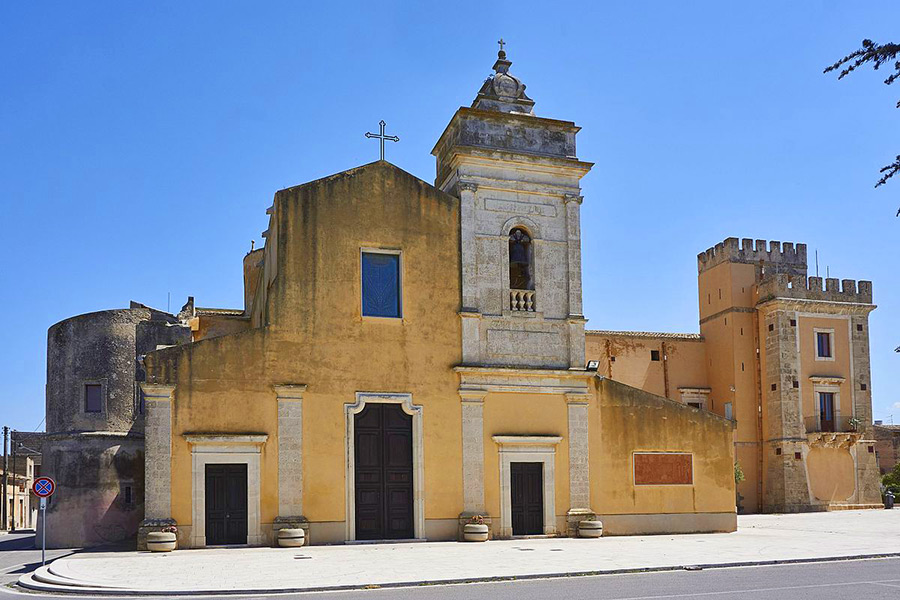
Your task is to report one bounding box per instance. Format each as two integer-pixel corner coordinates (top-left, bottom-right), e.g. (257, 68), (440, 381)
(16, 510), (900, 595)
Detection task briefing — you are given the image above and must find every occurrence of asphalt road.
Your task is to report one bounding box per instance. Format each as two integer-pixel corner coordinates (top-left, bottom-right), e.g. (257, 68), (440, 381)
(0, 534), (897, 600)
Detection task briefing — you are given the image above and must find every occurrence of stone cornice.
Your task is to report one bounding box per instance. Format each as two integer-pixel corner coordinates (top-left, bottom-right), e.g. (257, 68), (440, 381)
(140, 383), (175, 400)
(183, 434), (269, 445)
(756, 297), (876, 315)
(492, 435), (563, 446)
(273, 384), (308, 400)
(455, 365), (591, 379)
(809, 376), (846, 385)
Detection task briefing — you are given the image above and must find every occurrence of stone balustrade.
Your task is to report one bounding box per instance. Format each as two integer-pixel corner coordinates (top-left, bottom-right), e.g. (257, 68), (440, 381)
(509, 289), (536, 312)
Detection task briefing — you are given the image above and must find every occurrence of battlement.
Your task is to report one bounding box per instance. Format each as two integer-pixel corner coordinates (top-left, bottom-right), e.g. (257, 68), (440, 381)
(756, 273), (873, 305)
(697, 237), (807, 275)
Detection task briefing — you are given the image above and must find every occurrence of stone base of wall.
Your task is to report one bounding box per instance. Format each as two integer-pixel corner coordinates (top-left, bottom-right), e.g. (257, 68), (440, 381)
(137, 518), (177, 551)
(273, 516), (309, 547)
(596, 512), (737, 535)
(824, 503), (883, 511)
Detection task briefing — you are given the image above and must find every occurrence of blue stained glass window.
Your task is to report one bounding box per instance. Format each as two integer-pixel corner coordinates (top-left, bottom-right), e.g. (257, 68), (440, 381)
(362, 252), (401, 318)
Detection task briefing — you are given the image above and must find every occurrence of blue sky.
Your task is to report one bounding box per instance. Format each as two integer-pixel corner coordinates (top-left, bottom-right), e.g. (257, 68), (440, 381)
(1, 1), (898, 432)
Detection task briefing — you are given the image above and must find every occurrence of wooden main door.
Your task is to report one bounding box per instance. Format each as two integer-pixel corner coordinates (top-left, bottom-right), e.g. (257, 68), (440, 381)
(205, 464), (248, 545)
(354, 403), (414, 540)
(511, 462), (544, 536)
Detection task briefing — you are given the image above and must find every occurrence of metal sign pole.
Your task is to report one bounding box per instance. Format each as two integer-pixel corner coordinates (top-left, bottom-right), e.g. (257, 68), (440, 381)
(41, 497), (46, 566)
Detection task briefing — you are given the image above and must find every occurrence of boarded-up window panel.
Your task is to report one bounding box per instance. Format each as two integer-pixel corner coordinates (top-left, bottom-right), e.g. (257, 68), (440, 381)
(633, 453), (692, 485)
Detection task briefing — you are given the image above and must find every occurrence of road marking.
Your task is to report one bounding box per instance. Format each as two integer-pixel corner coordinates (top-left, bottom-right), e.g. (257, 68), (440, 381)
(538, 578), (900, 600)
(872, 582), (900, 589)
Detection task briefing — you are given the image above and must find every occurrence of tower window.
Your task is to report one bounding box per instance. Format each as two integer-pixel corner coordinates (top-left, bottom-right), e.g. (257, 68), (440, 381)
(84, 384), (103, 413)
(816, 331), (833, 359)
(361, 251), (402, 318)
(857, 324), (863, 332)
(650, 350), (661, 361)
(508, 228), (534, 291)
(790, 319), (797, 327)
(768, 323), (774, 332)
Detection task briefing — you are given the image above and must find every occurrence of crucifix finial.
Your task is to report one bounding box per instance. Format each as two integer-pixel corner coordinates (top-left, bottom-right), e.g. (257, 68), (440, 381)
(364, 120), (399, 161)
(497, 38), (506, 58)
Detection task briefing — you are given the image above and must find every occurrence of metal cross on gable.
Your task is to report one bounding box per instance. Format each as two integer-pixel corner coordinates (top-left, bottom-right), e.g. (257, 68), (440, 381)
(365, 120), (399, 161)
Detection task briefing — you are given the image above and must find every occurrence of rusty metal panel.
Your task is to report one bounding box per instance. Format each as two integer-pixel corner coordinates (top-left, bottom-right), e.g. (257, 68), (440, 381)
(633, 452), (693, 485)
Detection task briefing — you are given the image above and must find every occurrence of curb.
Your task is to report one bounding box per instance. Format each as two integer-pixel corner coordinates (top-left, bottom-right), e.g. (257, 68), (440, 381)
(15, 552), (900, 596)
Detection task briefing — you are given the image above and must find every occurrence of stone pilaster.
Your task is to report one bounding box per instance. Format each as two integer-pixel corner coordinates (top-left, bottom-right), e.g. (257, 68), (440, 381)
(850, 315), (873, 432)
(458, 181), (479, 312)
(761, 308), (809, 512)
(138, 383), (175, 550)
(565, 393), (593, 536)
(563, 195), (584, 317)
(141, 383), (174, 519)
(566, 393), (591, 509)
(274, 385), (306, 522)
(460, 390), (487, 515)
(850, 314), (881, 505)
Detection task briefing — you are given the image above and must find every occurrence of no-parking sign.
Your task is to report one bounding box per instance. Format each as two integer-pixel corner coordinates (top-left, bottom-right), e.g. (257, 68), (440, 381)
(32, 476), (55, 498)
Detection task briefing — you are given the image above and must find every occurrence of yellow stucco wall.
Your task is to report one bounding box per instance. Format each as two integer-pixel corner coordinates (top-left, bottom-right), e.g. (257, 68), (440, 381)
(145, 162), (463, 540)
(807, 446), (856, 503)
(698, 261), (761, 511)
(584, 333), (708, 401)
(591, 378), (735, 523)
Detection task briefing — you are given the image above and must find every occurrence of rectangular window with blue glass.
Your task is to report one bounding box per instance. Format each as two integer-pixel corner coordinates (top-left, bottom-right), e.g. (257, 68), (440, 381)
(361, 251), (401, 318)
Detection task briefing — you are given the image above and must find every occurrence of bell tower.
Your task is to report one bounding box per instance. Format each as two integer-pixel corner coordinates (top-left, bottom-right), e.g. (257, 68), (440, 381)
(432, 46), (593, 369)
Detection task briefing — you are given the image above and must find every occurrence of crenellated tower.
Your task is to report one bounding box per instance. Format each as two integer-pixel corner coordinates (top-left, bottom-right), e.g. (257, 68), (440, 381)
(431, 47), (593, 369)
(698, 237), (880, 513)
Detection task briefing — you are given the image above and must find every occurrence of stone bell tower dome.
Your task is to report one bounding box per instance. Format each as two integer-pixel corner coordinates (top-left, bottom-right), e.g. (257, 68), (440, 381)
(432, 45), (593, 369)
(471, 46), (535, 114)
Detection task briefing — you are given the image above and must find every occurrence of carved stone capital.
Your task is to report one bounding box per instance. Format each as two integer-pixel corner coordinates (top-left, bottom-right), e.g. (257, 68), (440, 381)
(564, 193), (584, 204)
(459, 388), (489, 404)
(273, 384), (308, 401)
(140, 383), (175, 401)
(458, 181), (478, 193)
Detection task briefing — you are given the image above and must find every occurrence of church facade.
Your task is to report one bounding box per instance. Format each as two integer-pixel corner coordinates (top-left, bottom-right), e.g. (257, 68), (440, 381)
(137, 49), (739, 548)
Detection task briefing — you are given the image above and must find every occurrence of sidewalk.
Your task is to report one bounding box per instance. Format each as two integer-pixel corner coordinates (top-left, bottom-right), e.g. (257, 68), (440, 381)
(18, 510), (900, 595)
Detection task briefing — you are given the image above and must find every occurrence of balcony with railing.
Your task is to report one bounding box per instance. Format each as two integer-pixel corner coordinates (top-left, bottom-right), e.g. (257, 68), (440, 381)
(509, 289), (536, 312)
(804, 416), (863, 447)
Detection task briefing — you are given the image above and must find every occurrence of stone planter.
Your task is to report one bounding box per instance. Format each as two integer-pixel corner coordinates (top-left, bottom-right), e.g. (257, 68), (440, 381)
(463, 523), (489, 542)
(146, 531), (177, 552)
(277, 528), (306, 547)
(578, 520), (603, 538)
